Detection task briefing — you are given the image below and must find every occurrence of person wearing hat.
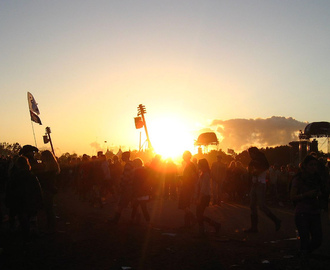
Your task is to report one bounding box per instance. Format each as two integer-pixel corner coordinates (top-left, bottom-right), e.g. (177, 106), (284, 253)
(19, 145), (39, 160)
(19, 145), (42, 175)
(15, 145), (43, 235)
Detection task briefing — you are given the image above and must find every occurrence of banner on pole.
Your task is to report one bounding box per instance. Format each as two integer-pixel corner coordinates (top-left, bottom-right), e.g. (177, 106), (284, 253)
(27, 92), (40, 115)
(30, 110), (42, 125)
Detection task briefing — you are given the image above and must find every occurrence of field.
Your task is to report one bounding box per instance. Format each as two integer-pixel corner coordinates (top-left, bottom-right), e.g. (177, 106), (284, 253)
(1, 189), (330, 270)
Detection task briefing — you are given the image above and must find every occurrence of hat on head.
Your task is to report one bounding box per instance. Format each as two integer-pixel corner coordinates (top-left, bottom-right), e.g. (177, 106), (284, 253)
(19, 145), (39, 155)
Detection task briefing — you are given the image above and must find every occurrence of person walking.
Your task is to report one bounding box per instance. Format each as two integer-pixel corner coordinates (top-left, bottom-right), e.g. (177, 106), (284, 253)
(244, 147), (281, 233)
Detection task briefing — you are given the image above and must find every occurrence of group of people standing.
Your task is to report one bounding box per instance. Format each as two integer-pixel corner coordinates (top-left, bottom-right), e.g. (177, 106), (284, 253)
(2, 145), (60, 243)
(177, 147), (329, 265)
(75, 152), (116, 207)
(1, 144), (329, 265)
(109, 149), (223, 236)
(210, 155), (250, 205)
(177, 148), (281, 237)
(178, 150), (221, 236)
(109, 151), (151, 225)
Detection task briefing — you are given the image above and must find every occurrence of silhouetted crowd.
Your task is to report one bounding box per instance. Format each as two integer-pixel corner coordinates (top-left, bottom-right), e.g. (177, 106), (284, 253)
(0, 145), (60, 245)
(1, 146), (329, 266)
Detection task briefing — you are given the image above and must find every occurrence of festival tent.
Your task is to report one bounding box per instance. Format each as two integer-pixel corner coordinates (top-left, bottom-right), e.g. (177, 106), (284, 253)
(194, 132), (219, 146)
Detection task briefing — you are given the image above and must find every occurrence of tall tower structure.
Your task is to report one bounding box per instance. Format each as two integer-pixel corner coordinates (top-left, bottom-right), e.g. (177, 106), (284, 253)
(136, 104), (153, 151)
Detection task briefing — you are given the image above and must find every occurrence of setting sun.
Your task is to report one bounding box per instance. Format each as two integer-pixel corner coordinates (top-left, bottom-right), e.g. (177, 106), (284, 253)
(147, 116), (196, 161)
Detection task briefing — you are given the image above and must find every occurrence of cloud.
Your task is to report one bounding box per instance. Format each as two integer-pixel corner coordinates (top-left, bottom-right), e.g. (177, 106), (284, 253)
(208, 116), (307, 152)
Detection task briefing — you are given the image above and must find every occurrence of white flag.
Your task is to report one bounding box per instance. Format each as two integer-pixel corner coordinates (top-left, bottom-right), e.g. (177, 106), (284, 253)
(27, 92), (40, 115)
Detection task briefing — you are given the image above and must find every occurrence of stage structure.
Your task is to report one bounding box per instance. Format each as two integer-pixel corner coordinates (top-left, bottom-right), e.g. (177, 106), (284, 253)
(135, 104), (153, 151)
(194, 132), (219, 153)
(298, 121), (330, 161)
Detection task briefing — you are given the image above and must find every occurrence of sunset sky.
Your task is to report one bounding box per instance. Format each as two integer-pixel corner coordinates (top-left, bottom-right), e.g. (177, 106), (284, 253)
(1, 1), (330, 159)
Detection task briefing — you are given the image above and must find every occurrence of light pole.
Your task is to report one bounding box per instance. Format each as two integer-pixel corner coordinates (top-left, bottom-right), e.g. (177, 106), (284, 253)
(137, 104), (153, 151)
(43, 126), (55, 156)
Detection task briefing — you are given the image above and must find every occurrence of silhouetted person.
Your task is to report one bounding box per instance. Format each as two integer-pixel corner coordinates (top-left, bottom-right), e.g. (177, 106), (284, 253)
(100, 154), (111, 201)
(110, 151), (134, 224)
(17, 145), (43, 235)
(78, 154), (92, 201)
(210, 155), (226, 205)
(235, 161), (249, 202)
(89, 155), (104, 208)
(18, 145), (43, 176)
(38, 150), (60, 233)
(110, 155), (123, 199)
(131, 158), (150, 225)
(5, 156), (43, 242)
(268, 164), (280, 205)
(178, 151), (198, 229)
(196, 158), (221, 236)
(225, 161), (238, 202)
(149, 155), (162, 199)
(291, 154), (326, 266)
(317, 157), (329, 212)
(164, 158), (178, 200)
(244, 147), (281, 233)
(0, 156), (10, 229)
(278, 165), (288, 205)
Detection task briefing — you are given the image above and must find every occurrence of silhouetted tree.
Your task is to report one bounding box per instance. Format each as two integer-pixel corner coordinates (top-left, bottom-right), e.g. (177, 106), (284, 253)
(0, 142), (22, 156)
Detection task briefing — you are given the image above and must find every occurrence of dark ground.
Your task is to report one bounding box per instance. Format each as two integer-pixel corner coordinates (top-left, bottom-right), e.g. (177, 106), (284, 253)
(1, 189), (330, 270)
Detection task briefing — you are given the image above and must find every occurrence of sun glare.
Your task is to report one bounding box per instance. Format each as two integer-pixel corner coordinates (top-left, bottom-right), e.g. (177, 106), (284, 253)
(148, 116), (195, 162)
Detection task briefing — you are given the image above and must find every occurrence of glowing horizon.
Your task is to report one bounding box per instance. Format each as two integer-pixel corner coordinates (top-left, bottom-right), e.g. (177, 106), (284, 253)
(1, 1), (330, 157)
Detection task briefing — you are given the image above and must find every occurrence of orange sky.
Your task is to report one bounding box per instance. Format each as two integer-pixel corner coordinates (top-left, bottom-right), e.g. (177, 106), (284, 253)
(1, 1), (330, 159)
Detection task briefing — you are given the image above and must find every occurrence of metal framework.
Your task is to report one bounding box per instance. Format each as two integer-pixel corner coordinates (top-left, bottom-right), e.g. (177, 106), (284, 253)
(135, 104), (153, 151)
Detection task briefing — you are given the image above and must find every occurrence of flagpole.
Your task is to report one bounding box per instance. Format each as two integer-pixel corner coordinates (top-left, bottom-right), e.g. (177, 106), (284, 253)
(27, 92), (42, 148)
(30, 121), (38, 148)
